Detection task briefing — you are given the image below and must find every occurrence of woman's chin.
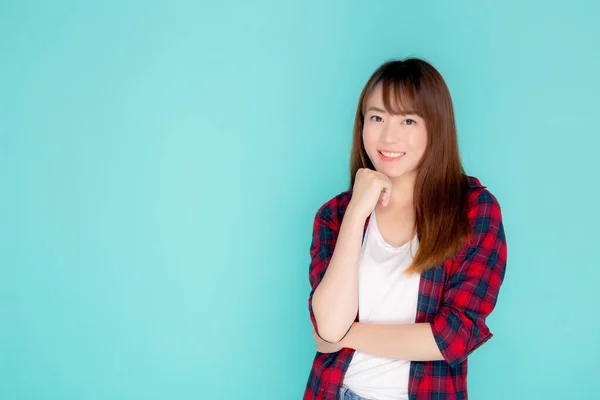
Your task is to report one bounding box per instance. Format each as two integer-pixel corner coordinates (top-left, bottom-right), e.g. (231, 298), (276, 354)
(380, 168), (416, 181)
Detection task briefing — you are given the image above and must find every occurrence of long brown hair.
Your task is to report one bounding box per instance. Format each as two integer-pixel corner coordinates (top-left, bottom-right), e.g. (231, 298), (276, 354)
(349, 58), (472, 275)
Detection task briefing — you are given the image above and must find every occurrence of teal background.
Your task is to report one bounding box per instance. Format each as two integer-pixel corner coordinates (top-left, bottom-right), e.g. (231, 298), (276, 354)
(1, 1), (598, 399)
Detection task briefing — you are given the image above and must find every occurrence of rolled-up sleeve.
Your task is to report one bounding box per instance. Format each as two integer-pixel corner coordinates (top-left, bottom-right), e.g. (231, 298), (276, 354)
(307, 201), (339, 337)
(430, 190), (507, 368)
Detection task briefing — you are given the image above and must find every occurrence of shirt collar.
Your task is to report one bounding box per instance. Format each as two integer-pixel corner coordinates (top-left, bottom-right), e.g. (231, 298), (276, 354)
(468, 175), (486, 189)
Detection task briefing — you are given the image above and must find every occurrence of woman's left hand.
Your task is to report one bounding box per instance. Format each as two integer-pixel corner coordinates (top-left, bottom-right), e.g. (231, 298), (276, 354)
(313, 329), (345, 353)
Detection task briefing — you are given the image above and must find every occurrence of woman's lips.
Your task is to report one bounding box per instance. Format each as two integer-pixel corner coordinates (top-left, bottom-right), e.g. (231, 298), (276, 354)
(378, 150), (405, 161)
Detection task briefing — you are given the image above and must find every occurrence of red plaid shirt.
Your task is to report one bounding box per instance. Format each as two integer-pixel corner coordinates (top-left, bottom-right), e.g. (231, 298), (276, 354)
(304, 176), (507, 400)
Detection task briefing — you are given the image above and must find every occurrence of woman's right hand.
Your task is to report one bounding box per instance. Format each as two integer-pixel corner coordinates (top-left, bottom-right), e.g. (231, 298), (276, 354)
(347, 168), (392, 221)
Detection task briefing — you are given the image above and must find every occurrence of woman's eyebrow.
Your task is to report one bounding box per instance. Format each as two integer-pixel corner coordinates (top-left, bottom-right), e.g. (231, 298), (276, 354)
(366, 106), (387, 113)
(366, 106), (417, 116)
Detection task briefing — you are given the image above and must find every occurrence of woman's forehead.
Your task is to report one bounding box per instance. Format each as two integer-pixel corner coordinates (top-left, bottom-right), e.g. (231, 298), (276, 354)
(366, 85), (417, 115)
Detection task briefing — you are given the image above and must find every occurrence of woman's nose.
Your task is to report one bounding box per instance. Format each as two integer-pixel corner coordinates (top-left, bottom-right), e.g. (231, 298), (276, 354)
(381, 125), (399, 143)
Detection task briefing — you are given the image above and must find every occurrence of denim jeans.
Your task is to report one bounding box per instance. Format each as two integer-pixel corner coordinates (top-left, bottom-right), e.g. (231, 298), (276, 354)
(338, 385), (371, 400)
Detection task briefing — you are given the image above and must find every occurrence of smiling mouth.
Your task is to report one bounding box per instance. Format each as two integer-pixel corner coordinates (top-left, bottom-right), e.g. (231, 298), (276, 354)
(378, 150), (406, 159)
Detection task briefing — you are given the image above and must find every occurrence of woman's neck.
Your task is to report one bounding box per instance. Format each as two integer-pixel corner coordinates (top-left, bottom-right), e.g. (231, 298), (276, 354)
(381, 170), (416, 211)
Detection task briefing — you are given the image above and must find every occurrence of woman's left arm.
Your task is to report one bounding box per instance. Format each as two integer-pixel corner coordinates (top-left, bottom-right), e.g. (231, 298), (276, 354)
(341, 190), (507, 366)
(341, 322), (445, 361)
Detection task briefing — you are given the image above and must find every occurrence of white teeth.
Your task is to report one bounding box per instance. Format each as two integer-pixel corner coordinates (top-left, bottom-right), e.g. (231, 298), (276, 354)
(380, 151), (405, 158)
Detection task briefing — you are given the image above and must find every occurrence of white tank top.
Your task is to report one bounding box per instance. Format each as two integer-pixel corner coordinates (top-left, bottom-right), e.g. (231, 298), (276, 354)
(343, 208), (420, 400)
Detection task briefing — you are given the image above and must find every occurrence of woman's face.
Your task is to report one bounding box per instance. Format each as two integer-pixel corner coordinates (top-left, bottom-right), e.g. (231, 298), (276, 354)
(362, 83), (428, 179)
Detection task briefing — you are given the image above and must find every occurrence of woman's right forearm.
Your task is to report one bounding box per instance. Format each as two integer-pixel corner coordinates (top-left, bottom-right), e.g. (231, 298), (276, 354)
(312, 206), (366, 343)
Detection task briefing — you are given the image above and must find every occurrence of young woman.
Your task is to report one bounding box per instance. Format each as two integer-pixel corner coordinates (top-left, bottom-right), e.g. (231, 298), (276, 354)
(304, 58), (507, 400)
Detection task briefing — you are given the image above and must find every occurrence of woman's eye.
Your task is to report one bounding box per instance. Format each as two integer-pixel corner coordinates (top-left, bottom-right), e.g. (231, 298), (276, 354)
(404, 119), (416, 125)
(370, 115), (383, 122)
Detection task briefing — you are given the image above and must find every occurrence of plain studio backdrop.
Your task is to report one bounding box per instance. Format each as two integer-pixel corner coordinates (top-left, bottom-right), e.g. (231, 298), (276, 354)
(1, 1), (598, 399)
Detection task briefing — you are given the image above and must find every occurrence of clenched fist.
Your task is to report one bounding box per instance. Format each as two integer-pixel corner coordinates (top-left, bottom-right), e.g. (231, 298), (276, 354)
(347, 168), (392, 220)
